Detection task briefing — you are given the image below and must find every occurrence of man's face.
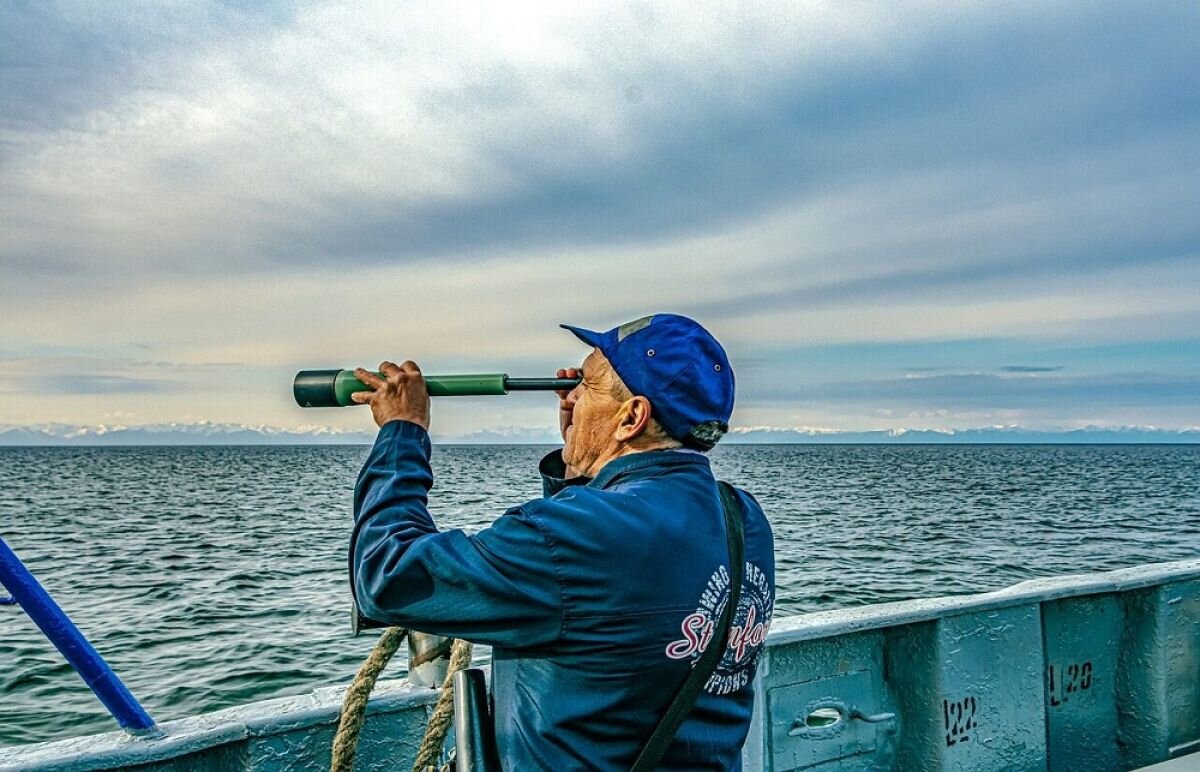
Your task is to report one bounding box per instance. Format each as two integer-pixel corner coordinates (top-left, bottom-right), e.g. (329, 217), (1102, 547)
(562, 349), (624, 475)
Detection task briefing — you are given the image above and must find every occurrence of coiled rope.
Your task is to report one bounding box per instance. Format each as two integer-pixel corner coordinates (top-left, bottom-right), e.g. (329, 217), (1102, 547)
(330, 627), (474, 772)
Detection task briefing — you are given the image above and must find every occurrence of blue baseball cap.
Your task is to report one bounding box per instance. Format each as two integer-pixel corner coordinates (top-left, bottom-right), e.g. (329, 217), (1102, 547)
(560, 313), (734, 450)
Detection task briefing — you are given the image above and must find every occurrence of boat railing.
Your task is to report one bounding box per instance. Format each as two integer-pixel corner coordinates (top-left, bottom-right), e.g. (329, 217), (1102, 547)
(2, 557), (1198, 770)
(743, 557), (1200, 770)
(0, 537), (158, 737)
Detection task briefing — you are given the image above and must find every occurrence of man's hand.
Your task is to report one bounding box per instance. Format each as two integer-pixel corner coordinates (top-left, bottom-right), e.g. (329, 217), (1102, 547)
(351, 361), (431, 430)
(556, 367), (583, 477)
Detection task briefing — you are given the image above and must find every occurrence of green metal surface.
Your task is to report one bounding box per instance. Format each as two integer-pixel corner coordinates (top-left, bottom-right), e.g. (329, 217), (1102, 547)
(1043, 595), (1122, 772)
(332, 371), (508, 405)
(764, 632), (895, 770)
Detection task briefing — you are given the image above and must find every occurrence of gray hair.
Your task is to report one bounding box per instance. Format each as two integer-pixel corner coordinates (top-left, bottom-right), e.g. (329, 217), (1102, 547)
(608, 372), (682, 449)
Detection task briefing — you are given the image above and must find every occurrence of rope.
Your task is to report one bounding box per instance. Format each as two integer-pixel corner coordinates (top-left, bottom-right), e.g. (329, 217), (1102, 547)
(331, 626), (407, 772)
(411, 638), (474, 772)
(330, 629), (475, 772)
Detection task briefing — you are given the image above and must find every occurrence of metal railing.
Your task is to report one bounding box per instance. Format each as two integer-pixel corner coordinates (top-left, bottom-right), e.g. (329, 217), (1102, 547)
(0, 537), (157, 735)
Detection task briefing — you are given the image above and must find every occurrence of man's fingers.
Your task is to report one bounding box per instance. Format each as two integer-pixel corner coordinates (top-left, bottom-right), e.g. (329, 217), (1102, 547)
(378, 360), (421, 379)
(350, 390), (372, 404)
(556, 367), (580, 399)
(354, 367), (384, 388)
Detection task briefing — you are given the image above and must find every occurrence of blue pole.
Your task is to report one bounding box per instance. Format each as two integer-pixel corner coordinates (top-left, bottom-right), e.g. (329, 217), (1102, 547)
(0, 537), (157, 734)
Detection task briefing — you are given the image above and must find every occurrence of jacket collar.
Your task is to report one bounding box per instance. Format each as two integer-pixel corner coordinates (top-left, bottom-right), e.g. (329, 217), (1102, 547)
(588, 448), (711, 491)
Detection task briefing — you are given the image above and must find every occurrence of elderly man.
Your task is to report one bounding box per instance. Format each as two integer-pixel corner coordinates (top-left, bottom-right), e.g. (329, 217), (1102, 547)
(349, 314), (775, 771)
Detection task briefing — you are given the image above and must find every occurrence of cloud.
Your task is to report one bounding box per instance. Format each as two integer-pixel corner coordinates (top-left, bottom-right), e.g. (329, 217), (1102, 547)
(0, 1), (1197, 432)
(0, 354), (239, 399)
(3, 1), (1196, 279)
(36, 374), (179, 396)
(0, 4), (297, 137)
(999, 365), (1063, 373)
(787, 372), (1200, 410)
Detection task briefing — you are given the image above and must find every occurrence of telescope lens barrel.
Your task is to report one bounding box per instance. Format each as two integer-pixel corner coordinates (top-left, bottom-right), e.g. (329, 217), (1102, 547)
(293, 370), (343, 408)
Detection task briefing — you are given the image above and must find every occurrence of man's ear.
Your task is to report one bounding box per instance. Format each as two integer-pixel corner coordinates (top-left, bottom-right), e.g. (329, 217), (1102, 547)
(615, 396), (653, 441)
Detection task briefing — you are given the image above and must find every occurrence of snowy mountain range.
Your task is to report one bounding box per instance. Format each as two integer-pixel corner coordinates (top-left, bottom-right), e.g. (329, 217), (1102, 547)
(1, 423), (1196, 446)
(725, 425), (1200, 444)
(0, 422), (377, 446)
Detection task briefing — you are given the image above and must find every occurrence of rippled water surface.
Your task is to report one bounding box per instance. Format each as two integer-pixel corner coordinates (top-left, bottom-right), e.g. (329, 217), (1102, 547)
(2, 444), (1197, 746)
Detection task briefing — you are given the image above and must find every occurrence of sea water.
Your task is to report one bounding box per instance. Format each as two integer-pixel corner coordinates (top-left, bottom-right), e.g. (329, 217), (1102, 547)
(1, 444), (1197, 746)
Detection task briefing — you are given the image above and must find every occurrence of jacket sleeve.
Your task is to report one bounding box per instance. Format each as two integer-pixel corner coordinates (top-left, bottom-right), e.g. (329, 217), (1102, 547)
(537, 448), (591, 497)
(350, 420), (564, 649)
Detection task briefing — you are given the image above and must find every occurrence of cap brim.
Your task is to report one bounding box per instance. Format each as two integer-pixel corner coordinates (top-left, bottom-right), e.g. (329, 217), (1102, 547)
(560, 323), (605, 348)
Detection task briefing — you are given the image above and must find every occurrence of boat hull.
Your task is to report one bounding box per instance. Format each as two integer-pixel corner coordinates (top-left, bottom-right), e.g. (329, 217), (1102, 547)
(3, 559), (1198, 771)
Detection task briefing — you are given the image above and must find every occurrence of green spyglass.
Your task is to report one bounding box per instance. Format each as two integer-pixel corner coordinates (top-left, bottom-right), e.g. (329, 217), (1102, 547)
(293, 370), (581, 408)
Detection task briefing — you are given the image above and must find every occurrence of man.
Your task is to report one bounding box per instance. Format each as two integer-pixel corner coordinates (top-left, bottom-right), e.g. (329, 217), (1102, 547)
(349, 314), (775, 770)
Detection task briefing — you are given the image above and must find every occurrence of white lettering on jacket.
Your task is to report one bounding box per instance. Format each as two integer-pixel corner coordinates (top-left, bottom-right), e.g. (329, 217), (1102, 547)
(664, 562), (774, 695)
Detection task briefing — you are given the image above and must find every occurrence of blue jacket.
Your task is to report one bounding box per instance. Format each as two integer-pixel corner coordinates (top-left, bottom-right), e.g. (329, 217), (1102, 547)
(351, 420), (776, 771)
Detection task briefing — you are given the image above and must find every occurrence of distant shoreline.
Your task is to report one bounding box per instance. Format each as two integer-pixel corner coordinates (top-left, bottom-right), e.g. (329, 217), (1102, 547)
(3, 425), (1198, 447)
(2, 441), (1198, 448)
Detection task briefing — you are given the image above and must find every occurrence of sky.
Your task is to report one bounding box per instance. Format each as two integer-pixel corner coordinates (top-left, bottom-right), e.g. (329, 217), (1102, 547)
(1, 1), (1198, 439)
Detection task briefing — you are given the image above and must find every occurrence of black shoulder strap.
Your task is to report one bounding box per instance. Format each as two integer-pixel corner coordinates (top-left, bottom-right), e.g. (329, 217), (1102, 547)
(630, 481), (746, 772)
